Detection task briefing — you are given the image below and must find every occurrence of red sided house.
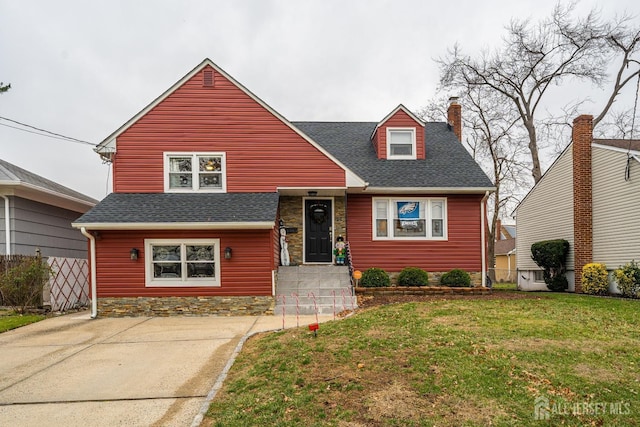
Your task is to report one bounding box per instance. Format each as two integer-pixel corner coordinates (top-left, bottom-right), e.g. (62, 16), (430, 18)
(73, 59), (494, 317)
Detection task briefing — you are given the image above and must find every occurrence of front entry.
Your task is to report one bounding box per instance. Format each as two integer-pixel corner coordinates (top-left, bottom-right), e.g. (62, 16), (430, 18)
(305, 199), (332, 263)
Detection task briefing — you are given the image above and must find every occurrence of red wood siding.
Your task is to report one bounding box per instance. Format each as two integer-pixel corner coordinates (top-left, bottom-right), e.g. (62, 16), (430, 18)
(113, 66), (345, 193)
(373, 109), (425, 160)
(94, 229), (274, 297)
(346, 194), (483, 272)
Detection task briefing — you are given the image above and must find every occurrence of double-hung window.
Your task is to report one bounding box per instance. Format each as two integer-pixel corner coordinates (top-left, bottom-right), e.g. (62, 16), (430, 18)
(373, 198), (446, 240)
(165, 153), (226, 192)
(386, 128), (416, 159)
(145, 239), (221, 287)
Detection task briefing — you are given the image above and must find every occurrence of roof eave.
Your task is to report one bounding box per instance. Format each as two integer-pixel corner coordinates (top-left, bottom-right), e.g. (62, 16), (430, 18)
(72, 221), (276, 231)
(353, 186), (496, 194)
(0, 181), (97, 211)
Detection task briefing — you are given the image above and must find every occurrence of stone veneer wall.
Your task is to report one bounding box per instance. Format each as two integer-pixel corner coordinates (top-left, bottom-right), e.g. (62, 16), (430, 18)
(97, 296), (274, 317)
(279, 196), (346, 265)
(387, 271), (483, 287)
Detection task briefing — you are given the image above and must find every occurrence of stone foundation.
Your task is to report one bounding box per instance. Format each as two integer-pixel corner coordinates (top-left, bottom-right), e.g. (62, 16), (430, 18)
(355, 286), (491, 296)
(386, 271), (483, 286)
(97, 296), (275, 317)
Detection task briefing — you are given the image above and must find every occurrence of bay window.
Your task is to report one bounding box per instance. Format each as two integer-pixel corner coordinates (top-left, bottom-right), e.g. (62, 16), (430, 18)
(373, 198), (447, 240)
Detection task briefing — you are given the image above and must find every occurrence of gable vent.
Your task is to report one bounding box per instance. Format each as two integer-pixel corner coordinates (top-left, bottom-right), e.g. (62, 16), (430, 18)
(203, 70), (214, 87)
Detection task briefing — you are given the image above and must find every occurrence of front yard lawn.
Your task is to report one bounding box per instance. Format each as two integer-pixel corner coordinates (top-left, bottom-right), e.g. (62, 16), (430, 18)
(205, 293), (639, 426)
(0, 309), (45, 333)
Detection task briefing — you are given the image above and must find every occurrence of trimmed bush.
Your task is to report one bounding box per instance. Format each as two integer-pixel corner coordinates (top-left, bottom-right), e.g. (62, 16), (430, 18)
(0, 257), (51, 314)
(614, 261), (640, 298)
(360, 267), (391, 288)
(397, 267), (429, 287)
(440, 269), (471, 287)
(582, 263), (609, 296)
(531, 239), (570, 292)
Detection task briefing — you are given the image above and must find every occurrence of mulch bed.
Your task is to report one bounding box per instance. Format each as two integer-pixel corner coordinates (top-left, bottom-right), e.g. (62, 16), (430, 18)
(357, 290), (546, 309)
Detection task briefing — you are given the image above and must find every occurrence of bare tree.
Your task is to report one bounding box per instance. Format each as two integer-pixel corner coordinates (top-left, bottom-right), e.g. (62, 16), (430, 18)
(418, 89), (529, 280)
(438, 2), (640, 183)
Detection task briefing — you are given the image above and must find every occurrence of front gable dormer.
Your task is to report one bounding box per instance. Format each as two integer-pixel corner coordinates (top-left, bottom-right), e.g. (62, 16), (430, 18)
(371, 105), (425, 160)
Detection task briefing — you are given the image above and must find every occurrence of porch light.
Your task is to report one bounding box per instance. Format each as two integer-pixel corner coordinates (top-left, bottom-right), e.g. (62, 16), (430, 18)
(130, 248), (139, 260)
(224, 246), (232, 259)
(308, 190), (318, 197)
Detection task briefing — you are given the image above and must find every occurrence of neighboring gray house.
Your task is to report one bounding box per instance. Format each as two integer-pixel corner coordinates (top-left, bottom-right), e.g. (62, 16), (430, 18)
(0, 159), (97, 258)
(515, 115), (640, 293)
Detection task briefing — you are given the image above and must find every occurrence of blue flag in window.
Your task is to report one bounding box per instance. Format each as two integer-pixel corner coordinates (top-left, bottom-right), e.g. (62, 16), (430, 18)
(397, 202), (419, 219)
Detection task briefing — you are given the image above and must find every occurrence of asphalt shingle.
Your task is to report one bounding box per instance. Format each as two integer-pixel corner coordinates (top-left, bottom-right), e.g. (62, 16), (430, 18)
(74, 192), (279, 224)
(293, 121), (494, 188)
(0, 158), (98, 204)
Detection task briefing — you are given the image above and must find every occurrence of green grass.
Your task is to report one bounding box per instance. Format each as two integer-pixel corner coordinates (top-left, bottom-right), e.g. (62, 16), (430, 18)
(206, 294), (640, 426)
(0, 309), (45, 333)
(492, 282), (517, 291)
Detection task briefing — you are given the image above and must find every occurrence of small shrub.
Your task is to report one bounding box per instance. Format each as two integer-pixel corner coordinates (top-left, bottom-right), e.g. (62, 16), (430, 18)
(360, 267), (391, 288)
(547, 275), (569, 292)
(0, 257), (51, 314)
(582, 263), (609, 296)
(397, 267), (429, 287)
(614, 261), (640, 298)
(531, 239), (570, 292)
(440, 269), (471, 287)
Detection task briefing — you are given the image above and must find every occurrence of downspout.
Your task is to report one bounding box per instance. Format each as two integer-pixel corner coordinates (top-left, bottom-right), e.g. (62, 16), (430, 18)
(480, 191), (489, 287)
(1, 195), (10, 255)
(80, 227), (98, 318)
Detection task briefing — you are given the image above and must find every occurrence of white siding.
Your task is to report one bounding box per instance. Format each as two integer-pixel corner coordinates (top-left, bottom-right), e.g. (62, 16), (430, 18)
(592, 146), (640, 268)
(516, 147), (575, 271)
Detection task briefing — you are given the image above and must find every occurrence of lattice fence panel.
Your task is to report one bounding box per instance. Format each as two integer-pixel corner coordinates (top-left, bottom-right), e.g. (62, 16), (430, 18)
(47, 257), (89, 311)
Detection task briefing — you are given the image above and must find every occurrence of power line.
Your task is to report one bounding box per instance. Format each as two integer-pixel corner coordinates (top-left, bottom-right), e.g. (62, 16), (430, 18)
(0, 116), (96, 146)
(0, 122), (94, 145)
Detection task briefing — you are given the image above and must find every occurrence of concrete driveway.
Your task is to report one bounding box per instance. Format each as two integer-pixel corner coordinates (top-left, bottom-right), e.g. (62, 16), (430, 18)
(0, 311), (330, 426)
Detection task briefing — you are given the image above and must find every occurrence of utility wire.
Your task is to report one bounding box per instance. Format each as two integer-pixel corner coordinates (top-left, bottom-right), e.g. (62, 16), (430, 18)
(0, 115), (96, 146)
(0, 122), (94, 145)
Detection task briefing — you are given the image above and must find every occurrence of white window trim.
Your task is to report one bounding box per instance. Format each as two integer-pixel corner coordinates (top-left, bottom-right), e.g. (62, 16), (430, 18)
(145, 238), (221, 287)
(164, 152), (227, 193)
(386, 127), (417, 160)
(372, 197), (447, 241)
(533, 270), (545, 282)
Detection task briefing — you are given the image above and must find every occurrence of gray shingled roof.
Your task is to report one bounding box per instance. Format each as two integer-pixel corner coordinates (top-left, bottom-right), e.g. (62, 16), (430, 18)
(293, 121), (494, 189)
(0, 159), (97, 204)
(74, 192), (279, 224)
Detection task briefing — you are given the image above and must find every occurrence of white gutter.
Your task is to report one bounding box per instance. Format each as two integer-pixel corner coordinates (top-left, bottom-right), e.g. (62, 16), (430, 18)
(80, 227), (98, 319)
(481, 191), (489, 287)
(360, 186), (496, 194)
(72, 221), (275, 231)
(1, 195), (10, 255)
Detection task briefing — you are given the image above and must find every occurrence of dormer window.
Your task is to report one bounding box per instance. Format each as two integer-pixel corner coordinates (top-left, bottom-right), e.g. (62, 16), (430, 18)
(387, 128), (416, 159)
(164, 153), (226, 192)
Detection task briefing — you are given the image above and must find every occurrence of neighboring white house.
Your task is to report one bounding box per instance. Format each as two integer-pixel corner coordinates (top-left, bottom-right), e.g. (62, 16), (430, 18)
(515, 115), (640, 293)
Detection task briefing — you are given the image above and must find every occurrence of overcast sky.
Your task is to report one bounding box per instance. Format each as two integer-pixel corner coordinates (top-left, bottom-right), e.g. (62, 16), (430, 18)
(1, 0), (638, 201)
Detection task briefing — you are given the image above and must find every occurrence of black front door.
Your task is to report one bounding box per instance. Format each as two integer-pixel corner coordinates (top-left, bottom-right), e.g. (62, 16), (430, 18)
(305, 199), (332, 263)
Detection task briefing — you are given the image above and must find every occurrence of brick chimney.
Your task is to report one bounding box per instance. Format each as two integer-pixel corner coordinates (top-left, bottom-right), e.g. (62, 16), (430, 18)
(496, 219), (502, 241)
(572, 115), (593, 294)
(447, 97), (462, 142)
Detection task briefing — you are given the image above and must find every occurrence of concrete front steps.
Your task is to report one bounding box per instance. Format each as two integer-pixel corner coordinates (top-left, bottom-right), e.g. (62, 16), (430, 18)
(275, 265), (358, 315)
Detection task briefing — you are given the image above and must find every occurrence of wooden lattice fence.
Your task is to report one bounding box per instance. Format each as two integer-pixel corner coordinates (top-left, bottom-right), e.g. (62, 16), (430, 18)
(47, 257), (90, 311)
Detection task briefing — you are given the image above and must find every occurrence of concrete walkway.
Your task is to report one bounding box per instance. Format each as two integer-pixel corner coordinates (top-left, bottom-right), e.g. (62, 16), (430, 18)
(0, 311), (334, 426)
